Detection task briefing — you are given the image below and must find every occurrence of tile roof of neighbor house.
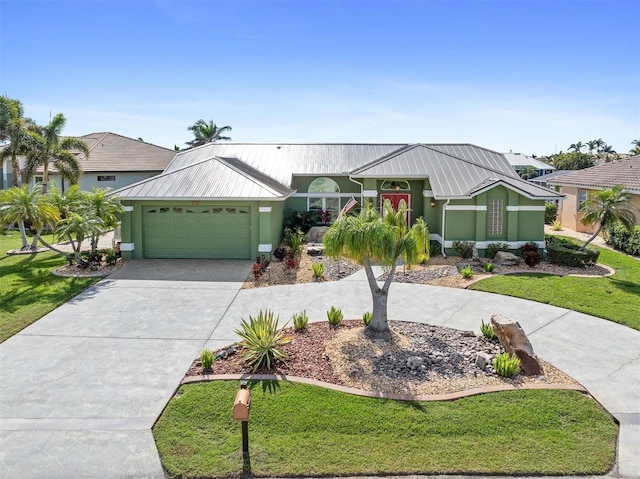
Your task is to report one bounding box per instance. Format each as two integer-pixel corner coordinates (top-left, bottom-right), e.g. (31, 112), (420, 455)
(114, 143), (562, 200)
(39, 132), (175, 174)
(547, 155), (640, 193)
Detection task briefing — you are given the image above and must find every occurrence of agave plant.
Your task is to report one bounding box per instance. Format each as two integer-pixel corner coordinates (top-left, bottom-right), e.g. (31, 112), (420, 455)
(235, 310), (292, 372)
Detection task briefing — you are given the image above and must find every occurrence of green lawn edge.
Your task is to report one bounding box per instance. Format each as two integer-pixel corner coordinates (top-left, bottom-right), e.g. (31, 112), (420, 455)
(470, 245), (640, 330)
(0, 232), (101, 343)
(153, 381), (617, 478)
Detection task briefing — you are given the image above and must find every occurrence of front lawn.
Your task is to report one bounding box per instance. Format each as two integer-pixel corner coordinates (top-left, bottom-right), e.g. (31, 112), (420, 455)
(0, 232), (100, 342)
(469, 246), (640, 330)
(153, 381), (617, 478)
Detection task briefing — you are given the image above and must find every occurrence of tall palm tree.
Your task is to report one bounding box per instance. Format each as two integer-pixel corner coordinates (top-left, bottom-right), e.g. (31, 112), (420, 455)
(586, 140), (598, 155)
(81, 188), (124, 253)
(579, 185), (637, 250)
(323, 200), (429, 340)
(24, 113), (89, 193)
(630, 140), (640, 155)
(0, 96), (35, 187)
(185, 119), (232, 148)
(568, 141), (584, 153)
(0, 184), (59, 250)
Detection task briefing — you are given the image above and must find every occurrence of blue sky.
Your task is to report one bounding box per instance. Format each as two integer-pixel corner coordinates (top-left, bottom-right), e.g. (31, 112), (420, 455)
(1, 0), (638, 156)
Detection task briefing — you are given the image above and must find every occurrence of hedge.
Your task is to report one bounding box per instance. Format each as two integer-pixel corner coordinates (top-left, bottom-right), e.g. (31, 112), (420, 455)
(545, 236), (600, 266)
(607, 224), (640, 257)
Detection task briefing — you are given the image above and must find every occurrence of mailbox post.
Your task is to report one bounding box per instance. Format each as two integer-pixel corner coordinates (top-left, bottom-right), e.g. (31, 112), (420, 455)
(232, 381), (251, 472)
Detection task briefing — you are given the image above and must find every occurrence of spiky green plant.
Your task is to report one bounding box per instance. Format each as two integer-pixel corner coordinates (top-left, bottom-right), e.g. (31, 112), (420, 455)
(362, 311), (372, 326)
(460, 265), (474, 279)
(235, 310), (292, 372)
(327, 306), (343, 327)
(200, 349), (215, 371)
(292, 310), (309, 331)
(483, 262), (494, 273)
(480, 319), (497, 340)
(552, 220), (563, 231)
(311, 262), (325, 279)
(493, 353), (521, 377)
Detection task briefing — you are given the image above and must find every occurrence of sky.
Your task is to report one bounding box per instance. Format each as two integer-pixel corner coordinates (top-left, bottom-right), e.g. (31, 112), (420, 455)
(1, 0), (639, 156)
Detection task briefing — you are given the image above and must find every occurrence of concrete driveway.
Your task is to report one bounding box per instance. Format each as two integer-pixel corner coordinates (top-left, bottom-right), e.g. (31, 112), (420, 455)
(0, 261), (638, 478)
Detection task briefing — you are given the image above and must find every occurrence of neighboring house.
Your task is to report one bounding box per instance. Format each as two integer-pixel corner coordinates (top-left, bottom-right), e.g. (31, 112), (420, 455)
(530, 170), (574, 190)
(503, 152), (555, 178)
(548, 155), (640, 233)
(113, 143), (561, 260)
(32, 132), (175, 191)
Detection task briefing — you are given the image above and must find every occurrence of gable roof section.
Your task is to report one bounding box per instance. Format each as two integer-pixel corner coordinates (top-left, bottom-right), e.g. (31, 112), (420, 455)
(112, 156), (293, 200)
(349, 144), (558, 199)
(547, 156), (640, 193)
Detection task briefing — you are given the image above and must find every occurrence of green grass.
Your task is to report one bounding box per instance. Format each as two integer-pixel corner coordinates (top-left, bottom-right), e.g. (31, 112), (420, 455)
(470, 246), (640, 330)
(0, 231), (100, 342)
(153, 381), (617, 478)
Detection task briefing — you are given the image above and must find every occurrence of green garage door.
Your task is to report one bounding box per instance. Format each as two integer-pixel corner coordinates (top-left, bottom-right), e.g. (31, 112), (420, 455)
(143, 205), (252, 259)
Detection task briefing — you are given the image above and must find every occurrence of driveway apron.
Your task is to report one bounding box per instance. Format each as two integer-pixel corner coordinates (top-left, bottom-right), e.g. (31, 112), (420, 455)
(0, 260), (252, 479)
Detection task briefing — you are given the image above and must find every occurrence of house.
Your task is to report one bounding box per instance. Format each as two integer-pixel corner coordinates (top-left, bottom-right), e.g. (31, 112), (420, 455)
(548, 155), (640, 233)
(113, 143), (562, 260)
(503, 152), (555, 178)
(530, 170), (574, 190)
(31, 132), (176, 191)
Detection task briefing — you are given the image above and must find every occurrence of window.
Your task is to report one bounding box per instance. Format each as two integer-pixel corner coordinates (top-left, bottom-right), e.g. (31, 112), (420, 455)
(380, 179), (410, 191)
(308, 177), (341, 219)
(488, 198), (504, 236)
(577, 189), (588, 211)
(97, 175), (116, 181)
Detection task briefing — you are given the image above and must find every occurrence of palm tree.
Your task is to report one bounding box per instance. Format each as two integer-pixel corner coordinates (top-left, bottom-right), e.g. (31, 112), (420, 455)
(81, 188), (124, 253)
(586, 140), (598, 155)
(53, 212), (105, 266)
(185, 119), (232, 148)
(0, 185), (59, 251)
(630, 140), (640, 155)
(323, 200), (429, 341)
(24, 113), (89, 193)
(519, 165), (538, 180)
(568, 141), (584, 153)
(579, 185), (637, 250)
(0, 96), (35, 187)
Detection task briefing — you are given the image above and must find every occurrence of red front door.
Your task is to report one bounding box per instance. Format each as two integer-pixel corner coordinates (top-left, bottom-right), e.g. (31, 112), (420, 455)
(380, 193), (411, 225)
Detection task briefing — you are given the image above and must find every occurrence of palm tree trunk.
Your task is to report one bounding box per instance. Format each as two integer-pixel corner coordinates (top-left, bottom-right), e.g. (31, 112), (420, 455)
(36, 235), (84, 265)
(579, 224), (603, 251)
(29, 231), (40, 250)
(17, 220), (29, 250)
(362, 258), (394, 341)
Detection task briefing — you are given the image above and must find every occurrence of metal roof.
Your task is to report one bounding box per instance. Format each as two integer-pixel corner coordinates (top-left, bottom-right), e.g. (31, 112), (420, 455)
(547, 156), (640, 193)
(503, 152), (555, 171)
(112, 157), (294, 200)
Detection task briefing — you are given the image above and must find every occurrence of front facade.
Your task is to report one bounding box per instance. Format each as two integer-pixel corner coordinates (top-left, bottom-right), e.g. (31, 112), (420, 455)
(548, 156), (640, 233)
(113, 143), (561, 260)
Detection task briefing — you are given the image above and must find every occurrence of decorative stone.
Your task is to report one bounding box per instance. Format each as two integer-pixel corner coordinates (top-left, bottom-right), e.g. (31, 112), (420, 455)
(494, 251), (521, 266)
(306, 245), (324, 256)
(475, 352), (491, 370)
(490, 314), (544, 376)
(307, 226), (330, 243)
(406, 356), (424, 369)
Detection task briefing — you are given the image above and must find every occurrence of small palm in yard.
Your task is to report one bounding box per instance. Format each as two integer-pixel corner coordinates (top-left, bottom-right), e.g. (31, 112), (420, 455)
(235, 310), (292, 372)
(579, 185), (637, 250)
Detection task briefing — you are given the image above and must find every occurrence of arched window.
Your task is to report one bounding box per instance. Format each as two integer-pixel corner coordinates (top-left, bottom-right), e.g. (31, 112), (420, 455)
(308, 177), (341, 221)
(381, 179), (410, 191)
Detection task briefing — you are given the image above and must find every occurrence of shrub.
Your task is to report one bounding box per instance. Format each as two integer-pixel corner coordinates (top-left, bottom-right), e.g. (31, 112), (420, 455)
(311, 262), (325, 279)
(520, 242), (540, 267)
(283, 209), (319, 233)
(285, 256), (298, 270)
(292, 310), (309, 331)
(608, 223), (640, 256)
(105, 250), (118, 265)
(327, 306), (343, 327)
(551, 220), (563, 231)
(235, 310), (292, 372)
(545, 239), (600, 267)
(544, 201), (558, 224)
(493, 353), (521, 377)
(273, 244), (292, 261)
(362, 311), (372, 326)
(486, 242), (509, 259)
(483, 262), (494, 273)
(480, 319), (497, 340)
(452, 241), (475, 259)
(283, 227), (305, 258)
(460, 265), (474, 279)
(200, 349), (215, 371)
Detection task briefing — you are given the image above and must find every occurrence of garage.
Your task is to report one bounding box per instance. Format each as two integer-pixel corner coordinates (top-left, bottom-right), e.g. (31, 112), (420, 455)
(143, 205), (252, 259)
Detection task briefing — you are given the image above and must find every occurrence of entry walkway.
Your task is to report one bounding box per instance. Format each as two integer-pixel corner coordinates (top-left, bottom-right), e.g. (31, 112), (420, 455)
(0, 261), (638, 478)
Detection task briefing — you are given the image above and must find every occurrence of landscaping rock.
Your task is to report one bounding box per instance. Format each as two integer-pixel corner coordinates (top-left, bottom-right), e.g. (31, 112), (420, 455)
(406, 356), (424, 369)
(490, 314), (544, 376)
(475, 352), (491, 371)
(307, 226), (330, 243)
(494, 251), (521, 266)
